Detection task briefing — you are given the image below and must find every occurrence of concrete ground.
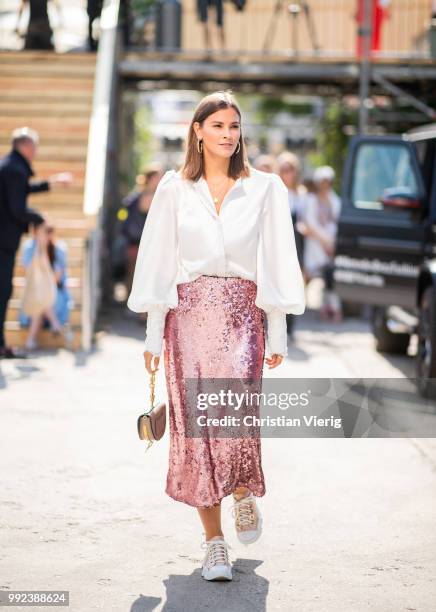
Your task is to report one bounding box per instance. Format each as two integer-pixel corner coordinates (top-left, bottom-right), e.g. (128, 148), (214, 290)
(1, 287), (436, 611)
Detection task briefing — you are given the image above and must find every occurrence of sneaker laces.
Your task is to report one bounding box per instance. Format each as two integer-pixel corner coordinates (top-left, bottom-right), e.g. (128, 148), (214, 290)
(230, 495), (256, 529)
(201, 539), (231, 568)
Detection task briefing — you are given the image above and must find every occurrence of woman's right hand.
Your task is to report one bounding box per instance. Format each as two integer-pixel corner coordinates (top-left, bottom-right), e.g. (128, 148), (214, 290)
(143, 350), (160, 374)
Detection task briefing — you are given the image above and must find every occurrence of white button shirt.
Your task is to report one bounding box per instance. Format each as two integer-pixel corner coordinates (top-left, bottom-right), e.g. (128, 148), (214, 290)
(127, 166), (306, 357)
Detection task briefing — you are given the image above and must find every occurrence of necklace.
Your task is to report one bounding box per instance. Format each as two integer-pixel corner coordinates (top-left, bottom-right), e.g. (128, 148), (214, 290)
(208, 176), (231, 207)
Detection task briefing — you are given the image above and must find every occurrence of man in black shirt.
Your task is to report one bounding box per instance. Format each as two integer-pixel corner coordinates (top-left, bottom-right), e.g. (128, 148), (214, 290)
(0, 127), (72, 358)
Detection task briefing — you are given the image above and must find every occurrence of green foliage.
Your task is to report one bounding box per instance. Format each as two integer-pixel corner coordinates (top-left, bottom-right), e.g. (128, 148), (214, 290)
(256, 97), (314, 122)
(133, 105), (154, 179)
(131, 0), (157, 13)
(308, 101), (356, 190)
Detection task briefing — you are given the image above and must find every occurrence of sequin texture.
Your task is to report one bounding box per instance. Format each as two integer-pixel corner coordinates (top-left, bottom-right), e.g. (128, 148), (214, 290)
(163, 274), (266, 508)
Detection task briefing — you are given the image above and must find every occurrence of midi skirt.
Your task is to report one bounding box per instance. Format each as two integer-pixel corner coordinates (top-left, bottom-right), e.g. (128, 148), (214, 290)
(163, 274), (266, 508)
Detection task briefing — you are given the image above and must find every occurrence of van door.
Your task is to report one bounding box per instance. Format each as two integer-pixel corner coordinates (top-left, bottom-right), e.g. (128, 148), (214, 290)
(334, 135), (428, 311)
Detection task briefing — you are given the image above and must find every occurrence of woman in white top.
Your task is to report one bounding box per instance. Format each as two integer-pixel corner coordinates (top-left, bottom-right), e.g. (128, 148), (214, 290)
(127, 90), (305, 581)
(300, 166), (341, 279)
(300, 165), (342, 321)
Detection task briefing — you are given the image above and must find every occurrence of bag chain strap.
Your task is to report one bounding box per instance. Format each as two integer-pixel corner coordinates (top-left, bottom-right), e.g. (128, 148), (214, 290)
(149, 368), (156, 408)
(144, 368), (158, 454)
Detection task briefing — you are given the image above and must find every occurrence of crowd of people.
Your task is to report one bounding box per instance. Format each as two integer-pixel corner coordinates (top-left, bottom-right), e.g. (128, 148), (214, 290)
(0, 127), (73, 358)
(244, 152), (343, 329)
(0, 123), (341, 359)
(119, 150), (343, 340)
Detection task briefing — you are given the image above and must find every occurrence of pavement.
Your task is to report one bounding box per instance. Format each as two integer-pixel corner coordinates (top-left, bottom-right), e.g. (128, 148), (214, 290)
(1, 287), (436, 612)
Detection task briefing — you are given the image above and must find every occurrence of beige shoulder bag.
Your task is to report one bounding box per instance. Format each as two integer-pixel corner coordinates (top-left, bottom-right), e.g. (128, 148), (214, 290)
(137, 368), (166, 453)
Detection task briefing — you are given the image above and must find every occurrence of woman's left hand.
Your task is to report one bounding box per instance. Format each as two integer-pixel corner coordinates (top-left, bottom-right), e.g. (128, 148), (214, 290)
(265, 354), (283, 369)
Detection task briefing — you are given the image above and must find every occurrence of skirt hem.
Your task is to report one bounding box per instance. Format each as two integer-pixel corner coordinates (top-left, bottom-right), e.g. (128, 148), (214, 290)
(165, 483), (266, 509)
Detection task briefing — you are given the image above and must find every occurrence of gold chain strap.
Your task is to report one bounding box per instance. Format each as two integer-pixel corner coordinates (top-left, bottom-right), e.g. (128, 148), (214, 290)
(149, 368), (156, 408)
(144, 368), (158, 454)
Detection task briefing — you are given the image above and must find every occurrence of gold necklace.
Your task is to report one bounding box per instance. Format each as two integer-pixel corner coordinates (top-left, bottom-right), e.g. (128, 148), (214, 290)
(208, 176), (230, 206)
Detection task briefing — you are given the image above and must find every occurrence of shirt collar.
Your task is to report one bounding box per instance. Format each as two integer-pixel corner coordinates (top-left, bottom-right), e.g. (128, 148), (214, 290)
(192, 175), (246, 218)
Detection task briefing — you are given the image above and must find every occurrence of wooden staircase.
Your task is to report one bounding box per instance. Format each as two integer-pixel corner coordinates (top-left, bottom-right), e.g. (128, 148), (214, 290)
(0, 51), (97, 350)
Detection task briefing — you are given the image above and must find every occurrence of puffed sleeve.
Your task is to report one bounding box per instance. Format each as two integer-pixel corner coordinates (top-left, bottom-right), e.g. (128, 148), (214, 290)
(127, 170), (179, 356)
(255, 173), (306, 357)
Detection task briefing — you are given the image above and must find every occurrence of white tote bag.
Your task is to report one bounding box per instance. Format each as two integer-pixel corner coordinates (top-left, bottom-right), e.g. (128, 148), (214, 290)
(22, 244), (57, 317)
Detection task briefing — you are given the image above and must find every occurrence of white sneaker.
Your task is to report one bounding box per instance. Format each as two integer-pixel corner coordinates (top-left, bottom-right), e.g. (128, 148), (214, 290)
(231, 492), (263, 545)
(201, 537), (232, 581)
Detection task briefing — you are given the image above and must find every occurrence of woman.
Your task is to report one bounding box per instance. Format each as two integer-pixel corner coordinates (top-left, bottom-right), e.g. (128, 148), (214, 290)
(299, 165), (342, 322)
(15, 0), (61, 50)
(253, 154), (276, 174)
(127, 91), (305, 582)
(277, 151), (307, 337)
(277, 151), (306, 235)
(19, 221), (72, 351)
(121, 164), (164, 297)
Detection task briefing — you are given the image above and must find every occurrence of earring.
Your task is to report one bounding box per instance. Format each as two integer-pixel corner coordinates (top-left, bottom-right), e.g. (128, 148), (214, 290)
(197, 139), (203, 154)
(234, 141), (241, 155)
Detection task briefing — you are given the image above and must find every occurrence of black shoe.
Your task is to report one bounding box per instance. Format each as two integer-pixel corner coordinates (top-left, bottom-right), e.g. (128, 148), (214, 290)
(0, 346), (28, 359)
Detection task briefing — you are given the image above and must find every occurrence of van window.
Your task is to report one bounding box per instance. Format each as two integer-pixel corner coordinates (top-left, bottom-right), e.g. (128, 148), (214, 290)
(414, 138), (435, 197)
(351, 143), (419, 213)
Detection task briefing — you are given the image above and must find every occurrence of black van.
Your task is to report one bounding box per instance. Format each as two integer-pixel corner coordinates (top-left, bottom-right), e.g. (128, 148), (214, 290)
(334, 124), (436, 397)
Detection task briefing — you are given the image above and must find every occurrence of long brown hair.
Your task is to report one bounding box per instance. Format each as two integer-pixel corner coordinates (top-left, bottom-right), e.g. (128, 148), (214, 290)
(180, 90), (251, 182)
(46, 225), (56, 269)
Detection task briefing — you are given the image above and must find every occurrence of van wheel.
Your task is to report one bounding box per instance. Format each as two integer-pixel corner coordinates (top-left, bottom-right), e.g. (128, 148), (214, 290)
(416, 286), (436, 398)
(371, 306), (410, 354)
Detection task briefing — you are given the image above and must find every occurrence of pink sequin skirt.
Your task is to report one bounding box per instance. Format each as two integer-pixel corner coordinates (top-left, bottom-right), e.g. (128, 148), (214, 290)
(163, 274), (266, 508)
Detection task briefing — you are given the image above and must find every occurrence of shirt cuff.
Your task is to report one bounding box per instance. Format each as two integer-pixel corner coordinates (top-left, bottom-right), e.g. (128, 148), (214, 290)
(266, 310), (288, 357)
(143, 309), (167, 356)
